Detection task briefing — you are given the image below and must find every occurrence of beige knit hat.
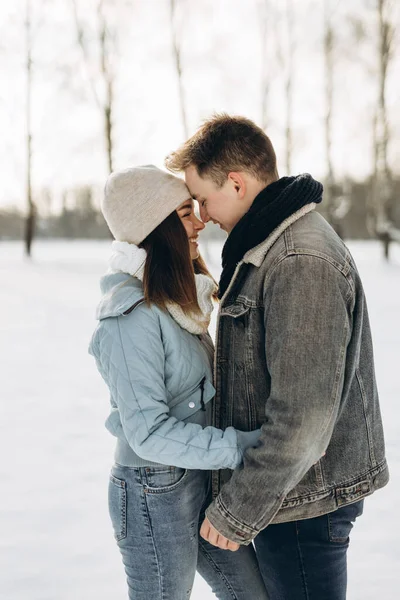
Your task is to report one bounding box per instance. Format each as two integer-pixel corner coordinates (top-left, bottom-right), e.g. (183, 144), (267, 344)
(101, 165), (190, 245)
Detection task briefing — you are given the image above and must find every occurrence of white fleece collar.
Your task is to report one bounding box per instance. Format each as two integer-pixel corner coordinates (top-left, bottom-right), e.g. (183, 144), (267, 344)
(243, 203), (317, 267)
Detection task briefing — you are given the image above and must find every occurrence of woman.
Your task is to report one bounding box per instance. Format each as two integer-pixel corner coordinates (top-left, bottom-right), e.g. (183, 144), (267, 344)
(89, 165), (268, 600)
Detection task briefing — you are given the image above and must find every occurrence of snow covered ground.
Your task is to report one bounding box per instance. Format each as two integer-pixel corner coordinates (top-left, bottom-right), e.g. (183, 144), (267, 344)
(0, 239), (399, 600)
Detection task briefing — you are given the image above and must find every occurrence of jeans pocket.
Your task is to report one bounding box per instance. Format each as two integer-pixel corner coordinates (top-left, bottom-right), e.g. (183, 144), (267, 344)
(144, 466), (188, 494)
(328, 500), (364, 543)
(108, 473), (127, 542)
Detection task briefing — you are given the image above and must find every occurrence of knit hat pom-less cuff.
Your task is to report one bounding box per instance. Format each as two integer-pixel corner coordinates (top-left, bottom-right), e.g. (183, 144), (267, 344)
(101, 165), (191, 245)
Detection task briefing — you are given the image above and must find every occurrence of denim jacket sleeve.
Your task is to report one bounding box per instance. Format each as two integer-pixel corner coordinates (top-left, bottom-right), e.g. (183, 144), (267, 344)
(95, 307), (260, 470)
(206, 254), (353, 544)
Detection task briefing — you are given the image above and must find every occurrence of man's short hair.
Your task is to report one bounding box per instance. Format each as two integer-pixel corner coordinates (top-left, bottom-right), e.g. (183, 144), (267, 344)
(165, 113), (278, 187)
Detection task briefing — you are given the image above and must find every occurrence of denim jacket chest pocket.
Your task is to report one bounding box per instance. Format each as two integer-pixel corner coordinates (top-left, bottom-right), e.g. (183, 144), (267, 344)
(219, 301), (265, 361)
(219, 302), (252, 373)
(218, 302), (268, 429)
(220, 301), (250, 320)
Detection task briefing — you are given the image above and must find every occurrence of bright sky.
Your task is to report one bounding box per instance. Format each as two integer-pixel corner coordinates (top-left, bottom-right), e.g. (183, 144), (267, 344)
(0, 0), (399, 211)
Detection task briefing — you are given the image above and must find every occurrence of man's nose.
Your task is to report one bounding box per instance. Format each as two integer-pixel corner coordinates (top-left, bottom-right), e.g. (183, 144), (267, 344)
(199, 205), (210, 223)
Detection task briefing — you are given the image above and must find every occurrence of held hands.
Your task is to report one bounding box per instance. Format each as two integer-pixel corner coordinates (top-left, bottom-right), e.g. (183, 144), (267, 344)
(200, 517), (240, 552)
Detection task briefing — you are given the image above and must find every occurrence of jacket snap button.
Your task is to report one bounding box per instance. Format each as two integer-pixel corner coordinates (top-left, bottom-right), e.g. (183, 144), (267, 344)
(188, 402), (195, 408)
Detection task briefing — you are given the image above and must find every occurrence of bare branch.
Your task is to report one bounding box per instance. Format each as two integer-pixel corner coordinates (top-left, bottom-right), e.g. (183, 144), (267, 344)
(170, 0), (189, 139)
(70, 0), (102, 109)
(97, 0), (114, 173)
(259, 0), (271, 131)
(284, 0), (295, 174)
(324, 0), (335, 194)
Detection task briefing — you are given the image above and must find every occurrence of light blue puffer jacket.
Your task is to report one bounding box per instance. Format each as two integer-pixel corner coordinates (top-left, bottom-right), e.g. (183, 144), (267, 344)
(89, 272), (260, 470)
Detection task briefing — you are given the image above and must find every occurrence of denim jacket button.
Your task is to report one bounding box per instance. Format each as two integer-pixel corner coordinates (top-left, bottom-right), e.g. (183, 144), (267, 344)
(235, 531), (246, 538)
(188, 402), (195, 408)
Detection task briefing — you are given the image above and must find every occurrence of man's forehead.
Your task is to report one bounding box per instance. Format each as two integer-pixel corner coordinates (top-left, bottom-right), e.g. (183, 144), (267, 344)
(185, 180), (203, 199)
(186, 176), (208, 194)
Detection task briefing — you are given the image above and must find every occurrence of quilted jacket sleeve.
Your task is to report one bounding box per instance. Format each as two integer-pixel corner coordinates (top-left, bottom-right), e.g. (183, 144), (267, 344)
(95, 308), (258, 470)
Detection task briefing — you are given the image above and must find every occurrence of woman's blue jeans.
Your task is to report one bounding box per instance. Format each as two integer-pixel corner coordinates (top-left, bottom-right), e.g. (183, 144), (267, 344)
(109, 464), (268, 600)
(254, 499), (364, 600)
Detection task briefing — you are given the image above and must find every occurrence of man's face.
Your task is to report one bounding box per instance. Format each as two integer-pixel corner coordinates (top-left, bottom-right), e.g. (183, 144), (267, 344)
(184, 165), (243, 233)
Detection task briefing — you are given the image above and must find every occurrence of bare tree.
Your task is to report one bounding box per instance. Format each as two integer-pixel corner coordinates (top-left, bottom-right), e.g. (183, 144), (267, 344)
(323, 0), (335, 226)
(259, 0), (283, 133)
(71, 0), (117, 174)
(370, 0), (397, 259)
(321, 0), (352, 237)
(259, 0), (294, 173)
(284, 0), (295, 175)
(25, 0), (36, 257)
(259, 0), (271, 132)
(170, 0), (189, 139)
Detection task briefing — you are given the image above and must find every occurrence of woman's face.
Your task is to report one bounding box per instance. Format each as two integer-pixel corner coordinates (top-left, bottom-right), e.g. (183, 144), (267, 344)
(176, 198), (205, 260)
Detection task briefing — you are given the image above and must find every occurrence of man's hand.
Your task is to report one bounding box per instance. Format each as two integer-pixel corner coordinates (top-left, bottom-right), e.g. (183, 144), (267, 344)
(200, 517), (240, 551)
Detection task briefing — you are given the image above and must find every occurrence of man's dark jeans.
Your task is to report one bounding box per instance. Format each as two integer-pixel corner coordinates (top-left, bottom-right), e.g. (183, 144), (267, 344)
(254, 500), (364, 600)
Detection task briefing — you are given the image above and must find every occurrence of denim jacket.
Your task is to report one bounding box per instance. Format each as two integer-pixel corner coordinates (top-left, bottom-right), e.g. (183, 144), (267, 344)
(206, 206), (389, 545)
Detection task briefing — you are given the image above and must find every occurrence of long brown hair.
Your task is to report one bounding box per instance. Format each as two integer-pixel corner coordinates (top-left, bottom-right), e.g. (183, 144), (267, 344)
(140, 210), (218, 314)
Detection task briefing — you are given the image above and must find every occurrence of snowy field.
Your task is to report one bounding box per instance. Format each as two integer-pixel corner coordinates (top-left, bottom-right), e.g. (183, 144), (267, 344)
(1, 239), (399, 600)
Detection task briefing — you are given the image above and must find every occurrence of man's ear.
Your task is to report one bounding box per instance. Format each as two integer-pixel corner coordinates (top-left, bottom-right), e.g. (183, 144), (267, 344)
(228, 172), (246, 199)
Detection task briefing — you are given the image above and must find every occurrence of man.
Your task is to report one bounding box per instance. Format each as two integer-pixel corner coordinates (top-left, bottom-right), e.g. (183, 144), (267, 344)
(165, 114), (389, 599)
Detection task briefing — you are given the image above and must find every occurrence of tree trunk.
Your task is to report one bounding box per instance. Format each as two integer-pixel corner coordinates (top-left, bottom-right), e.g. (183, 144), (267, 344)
(382, 231), (390, 260)
(98, 2), (114, 175)
(170, 0), (188, 139)
(104, 91), (113, 174)
(260, 0), (270, 131)
(25, 0), (35, 257)
(374, 0), (394, 260)
(324, 0), (335, 228)
(98, 2), (114, 238)
(25, 208), (35, 257)
(285, 0), (294, 175)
